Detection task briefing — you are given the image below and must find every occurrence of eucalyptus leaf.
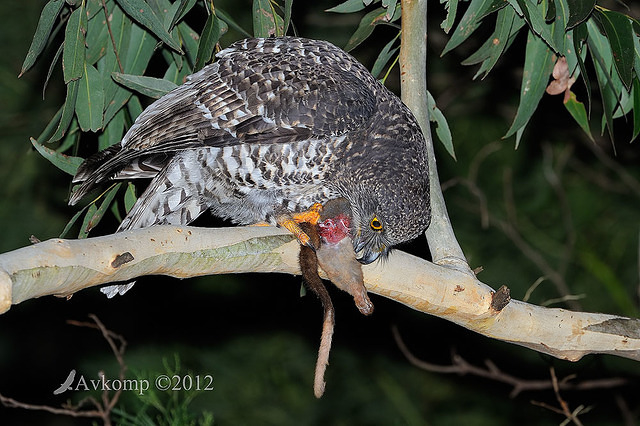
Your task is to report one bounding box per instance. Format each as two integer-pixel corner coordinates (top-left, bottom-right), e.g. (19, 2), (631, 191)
(76, 64), (105, 132)
(20, 0), (65, 76)
(98, 108), (126, 150)
(597, 9), (635, 90)
(442, 0), (507, 55)
(371, 35), (400, 78)
(428, 91), (455, 159)
(62, 5), (87, 83)
(111, 72), (178, 99)
(465, 6), (523, 79)
(195, 13), (227, 71)
(169, 0), (198, 31)
(588, 19), (620, 141)
(284, 0), (293, 34)
(216, 8), (251, 38)
(565, 0), (594, 29)
(634, 77), (640, 141)
(344, 5), (400, 52)
(50, 79), (79, 142)
(114, 0), (183, 53)
(31, 137), (84, 176)
(564, 91), (593, 141)
(509, 0), (558, 53)
(253, 0), (284, 37)
(440, 0), (459, 33)
(125, 182), (138, 213)
(326, 0), (368, 14)
(504, 30), (555, 145)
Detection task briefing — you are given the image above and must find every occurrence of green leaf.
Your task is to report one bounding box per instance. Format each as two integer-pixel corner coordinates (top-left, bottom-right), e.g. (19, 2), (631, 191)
(63, 5), (87, 83)
(98, 108), (125, 150)
(20, 0), (65, 77)
(43, 43), (64, 99)
(195, 13), (227, 71)
(176, 21), (199, 67)
(216, 8), (251, 38)
(326, 0), (368, 14)
(31, 137), (84, 176)
(104, 22), (156, 125)
(79, 203), (98, 239)
(76, 64), (105, 132)
(382, 0), (398, 20)
(442, 0), (507, 55)
(128, 95), (145, 121)
(572, 23), (592, 109)
(427, 91), (455, 159)
(633, 77), (640, 141)
(50, 79), (80, 142)
(60, 206), (87, 238)
(550, 0), (570, 57)
(566, 0), (594, 29)
(564, 91), (593, 141)
(125, 182), (138, 213)
(100, 3), (130, 102)
(111, 72), (178, 98)
(86, 8), (110, 65)
(596, 9), (635, 90)
(114, 0), (183, 53)
(509, 0), (558, 52)
(284, 0), (293, 34)
(56, 120), (80, 153)
(588, 19), (620, 141)
(85, 0), (106, 19)
(544, 0), (555, 22)
(344, 5), (400, 52)
(464, 6), (524, 79)
(163, 60), (191, 85)
(169, 0), (198, 31)
(504, 30), (556, 145)
(371, 35), (399, 78)
(440, 0), (459, 33)
(253, 0), (284, 37)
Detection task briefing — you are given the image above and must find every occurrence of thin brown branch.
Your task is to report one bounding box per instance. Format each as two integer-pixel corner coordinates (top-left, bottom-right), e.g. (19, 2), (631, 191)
(0, 316), (127, 425)
(102, 0), (124, 74)
(393, 326), (630, 399)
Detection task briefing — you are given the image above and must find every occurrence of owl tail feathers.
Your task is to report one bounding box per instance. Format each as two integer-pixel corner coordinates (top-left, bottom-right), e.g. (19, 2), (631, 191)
(69, 145), (123, 206)
(100, 282), (136, 298)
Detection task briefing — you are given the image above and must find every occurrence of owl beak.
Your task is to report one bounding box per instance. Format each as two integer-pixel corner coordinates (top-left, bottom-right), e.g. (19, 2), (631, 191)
(353, 233), (384, 264)
(356, 249), (380, 265)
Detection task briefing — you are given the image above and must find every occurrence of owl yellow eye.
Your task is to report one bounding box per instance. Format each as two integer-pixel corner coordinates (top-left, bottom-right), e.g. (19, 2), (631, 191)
(370, 217), (383, 231)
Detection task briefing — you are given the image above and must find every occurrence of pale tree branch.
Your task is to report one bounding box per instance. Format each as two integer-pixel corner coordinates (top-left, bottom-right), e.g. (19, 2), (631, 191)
(0, 225), (638, 362)
(399, 0), (473, 275)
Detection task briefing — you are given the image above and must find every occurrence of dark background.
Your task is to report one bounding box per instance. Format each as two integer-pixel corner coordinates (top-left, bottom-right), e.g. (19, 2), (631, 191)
(0, 1), (639, 424)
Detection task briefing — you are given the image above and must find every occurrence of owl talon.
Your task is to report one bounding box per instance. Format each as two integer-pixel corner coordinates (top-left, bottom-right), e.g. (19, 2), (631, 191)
(292, 203), (323, 225)
(278, 216), (316, 250)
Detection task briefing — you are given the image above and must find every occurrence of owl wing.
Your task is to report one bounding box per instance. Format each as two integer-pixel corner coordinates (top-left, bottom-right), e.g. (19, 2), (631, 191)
(69, 37), (378, 205)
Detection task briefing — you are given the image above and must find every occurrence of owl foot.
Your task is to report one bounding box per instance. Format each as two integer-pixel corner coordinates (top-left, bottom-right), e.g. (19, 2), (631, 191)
(278, 217), (315, 249)
(292, 203), (323, 225)
(276, 203), (324, 250)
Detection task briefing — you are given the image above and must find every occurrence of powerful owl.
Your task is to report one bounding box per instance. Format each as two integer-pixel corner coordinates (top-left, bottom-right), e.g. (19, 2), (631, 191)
(70, 37), (431, 286)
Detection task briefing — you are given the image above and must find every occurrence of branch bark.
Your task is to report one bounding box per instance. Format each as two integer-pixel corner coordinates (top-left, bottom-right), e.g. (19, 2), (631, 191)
(400, 0), (472, 274)
(0, 225), (638, 362)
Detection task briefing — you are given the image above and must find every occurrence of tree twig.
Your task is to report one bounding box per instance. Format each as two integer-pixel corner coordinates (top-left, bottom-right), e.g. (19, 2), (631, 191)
(392, 326), (630, 398)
